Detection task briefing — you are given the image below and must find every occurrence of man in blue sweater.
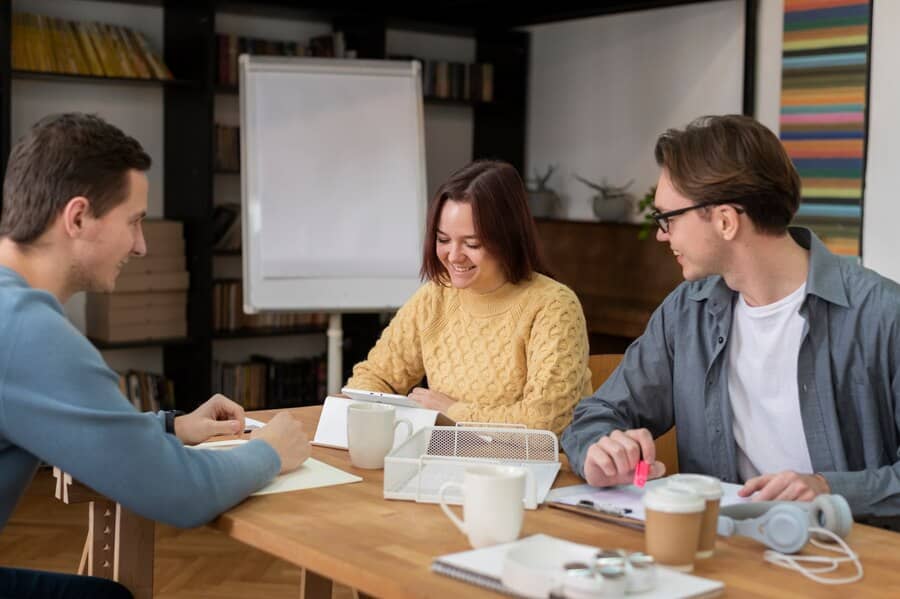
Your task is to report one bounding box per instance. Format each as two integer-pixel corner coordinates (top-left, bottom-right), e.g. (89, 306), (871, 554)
(0, 113), (311, 598)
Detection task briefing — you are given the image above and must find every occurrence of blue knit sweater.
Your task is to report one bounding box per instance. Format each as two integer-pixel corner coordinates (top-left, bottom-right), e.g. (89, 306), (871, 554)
(0, 267), (280, 530)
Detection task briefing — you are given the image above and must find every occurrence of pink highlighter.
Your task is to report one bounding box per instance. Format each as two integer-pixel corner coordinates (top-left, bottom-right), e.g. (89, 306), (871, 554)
(633, 460), (651, 488)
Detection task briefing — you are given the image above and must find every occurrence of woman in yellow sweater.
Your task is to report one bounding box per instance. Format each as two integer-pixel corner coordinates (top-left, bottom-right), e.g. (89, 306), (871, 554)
(346, 160), (591, 435)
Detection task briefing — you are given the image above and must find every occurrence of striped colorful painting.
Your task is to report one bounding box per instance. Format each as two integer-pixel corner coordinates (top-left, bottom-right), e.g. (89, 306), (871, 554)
(780, 0), (870, 253)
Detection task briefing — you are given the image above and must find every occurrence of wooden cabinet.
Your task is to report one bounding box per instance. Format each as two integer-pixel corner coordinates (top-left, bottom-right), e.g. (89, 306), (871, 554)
(535, 218), (683, 343)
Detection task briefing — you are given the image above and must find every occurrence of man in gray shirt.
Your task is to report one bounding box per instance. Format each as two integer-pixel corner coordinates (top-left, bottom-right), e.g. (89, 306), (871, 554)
(1, 113), (312, 598)
(562, 115), (900, 519)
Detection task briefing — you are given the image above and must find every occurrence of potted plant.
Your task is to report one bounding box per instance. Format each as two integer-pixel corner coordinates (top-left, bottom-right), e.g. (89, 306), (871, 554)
(526, 165), (562, 218)
(637, 185), (657, 239)
(573, 175), (634, 222)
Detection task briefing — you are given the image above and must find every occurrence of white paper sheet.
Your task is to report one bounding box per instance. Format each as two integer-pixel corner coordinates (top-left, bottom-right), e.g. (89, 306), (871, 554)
(546, 478), (750, 521)
(192, 439), (361, 495)
(244, 417), (266, 431)
(312, 395), (439, 449)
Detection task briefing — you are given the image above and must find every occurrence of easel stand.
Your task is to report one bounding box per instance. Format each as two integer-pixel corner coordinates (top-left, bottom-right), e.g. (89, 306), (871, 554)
(326, 312), (343, 395)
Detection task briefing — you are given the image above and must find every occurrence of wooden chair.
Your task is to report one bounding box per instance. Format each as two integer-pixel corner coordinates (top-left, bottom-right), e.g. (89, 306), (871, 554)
(587, 354), (679, 474)
(52, 468), (154, 599)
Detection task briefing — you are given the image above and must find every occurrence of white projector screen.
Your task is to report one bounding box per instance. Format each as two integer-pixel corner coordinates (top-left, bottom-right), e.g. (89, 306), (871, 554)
(240, 56), (427, 312)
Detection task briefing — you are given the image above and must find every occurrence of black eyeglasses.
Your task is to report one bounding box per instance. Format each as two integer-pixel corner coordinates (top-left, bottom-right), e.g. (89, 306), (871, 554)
(651, 200), (746, 233)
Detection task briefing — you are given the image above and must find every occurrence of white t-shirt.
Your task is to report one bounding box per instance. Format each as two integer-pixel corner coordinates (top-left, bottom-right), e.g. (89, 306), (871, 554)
(727, 283), (814, 481)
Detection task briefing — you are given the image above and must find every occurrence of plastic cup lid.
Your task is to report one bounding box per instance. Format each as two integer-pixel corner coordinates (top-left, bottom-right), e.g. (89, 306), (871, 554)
(643, 485), (705, 513)
(667, 474), (723, 500)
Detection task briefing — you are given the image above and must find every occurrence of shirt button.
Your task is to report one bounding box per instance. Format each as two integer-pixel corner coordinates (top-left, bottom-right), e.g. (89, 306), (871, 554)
(718, 336), (724, 344)
(802, 384), (808, 393)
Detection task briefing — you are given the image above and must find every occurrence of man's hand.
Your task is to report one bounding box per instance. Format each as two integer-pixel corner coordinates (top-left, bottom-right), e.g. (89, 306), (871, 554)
(583, 429), (666, 487)
(251, 412), (311, 474)
(409, 387), (456, 413)
(739, 471), (830, 502)
(174, 393), (245, 445)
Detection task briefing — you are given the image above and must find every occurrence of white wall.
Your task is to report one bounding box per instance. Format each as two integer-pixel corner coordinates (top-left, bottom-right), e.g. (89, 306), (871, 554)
(386, 29), (474, 198)
(754, 0), (784, 134)
(862, 0), (899, 283)
(524, 0), (745, 221)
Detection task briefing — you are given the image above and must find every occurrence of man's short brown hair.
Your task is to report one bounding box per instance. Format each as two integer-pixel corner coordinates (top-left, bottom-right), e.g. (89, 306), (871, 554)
(1, 113), (151, 244)
(654, 115), (801, 235)
(420, 160), (550, 285)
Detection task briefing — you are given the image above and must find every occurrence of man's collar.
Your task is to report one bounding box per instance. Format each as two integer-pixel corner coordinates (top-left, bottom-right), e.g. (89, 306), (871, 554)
(788, 226), (850, 308)
(686, 226), (849, 309)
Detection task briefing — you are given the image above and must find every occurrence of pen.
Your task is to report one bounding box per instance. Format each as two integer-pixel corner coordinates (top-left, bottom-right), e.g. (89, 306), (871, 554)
(577, 499), (633, 518)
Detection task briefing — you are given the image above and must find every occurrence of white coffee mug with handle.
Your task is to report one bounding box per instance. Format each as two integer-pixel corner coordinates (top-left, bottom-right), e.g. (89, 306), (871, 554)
(346, 402), (413, 469)
(439, 465), (535, 548)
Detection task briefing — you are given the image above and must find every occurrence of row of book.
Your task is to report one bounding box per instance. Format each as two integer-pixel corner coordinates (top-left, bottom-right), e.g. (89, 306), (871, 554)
(217, 31), (350, 87)
(215, 125), (240, 172)
(212, 203), (241, 251)
(11, 12), (173, 79)
(213, 354), (327, 410)
(118, 370), (176, 413)
(417, 60), (494, 103)
(213, 280), (328, 333)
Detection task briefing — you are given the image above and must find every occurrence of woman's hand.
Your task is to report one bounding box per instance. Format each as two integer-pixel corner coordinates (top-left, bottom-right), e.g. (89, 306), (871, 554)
(408, 387), (457, 413)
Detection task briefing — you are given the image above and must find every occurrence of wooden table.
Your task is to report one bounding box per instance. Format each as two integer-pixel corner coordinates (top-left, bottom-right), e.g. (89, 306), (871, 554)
(211, 407), (900, 598)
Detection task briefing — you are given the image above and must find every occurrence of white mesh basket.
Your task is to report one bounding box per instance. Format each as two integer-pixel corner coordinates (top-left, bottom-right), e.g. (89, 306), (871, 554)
(383, 423), (560, 509)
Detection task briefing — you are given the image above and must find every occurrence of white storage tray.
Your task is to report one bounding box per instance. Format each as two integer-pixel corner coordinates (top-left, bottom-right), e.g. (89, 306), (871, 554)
(383, 423), (561, 509)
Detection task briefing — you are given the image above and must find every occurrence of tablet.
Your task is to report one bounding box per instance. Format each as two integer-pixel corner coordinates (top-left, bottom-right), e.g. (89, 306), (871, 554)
(341, 387), (423, 409)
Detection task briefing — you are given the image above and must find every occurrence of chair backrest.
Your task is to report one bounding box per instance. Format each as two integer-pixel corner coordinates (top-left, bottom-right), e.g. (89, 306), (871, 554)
(587, 354), (679, 474)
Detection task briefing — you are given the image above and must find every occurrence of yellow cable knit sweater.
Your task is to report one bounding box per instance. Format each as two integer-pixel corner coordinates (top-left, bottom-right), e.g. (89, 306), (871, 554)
(346, 273), (592, 435)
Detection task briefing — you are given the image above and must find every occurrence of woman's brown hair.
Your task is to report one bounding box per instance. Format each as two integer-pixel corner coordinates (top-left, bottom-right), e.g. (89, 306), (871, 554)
(420, 160), (551, 285)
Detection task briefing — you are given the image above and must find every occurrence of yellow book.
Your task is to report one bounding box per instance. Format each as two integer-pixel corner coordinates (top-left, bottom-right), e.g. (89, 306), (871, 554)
(28, 14), (46, 72)
(116, 26), (151, 78)
(11, 14), (27, 70)
(62, 19), (91, 75)
(73, 21), (104, 76)
(87, 21), (117, 76)
(47, 17), (69, 73)
(34, 14), (56, 72)
(19, 13), (36, 71)
(54, 17), (82, 74)
(104, 24), (135, 77)
(130, 29), (173, 80)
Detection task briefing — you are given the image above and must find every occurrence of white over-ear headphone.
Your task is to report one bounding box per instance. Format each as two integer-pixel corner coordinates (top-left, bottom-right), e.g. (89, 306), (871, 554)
(718, 494), (853, 553)
(718, 494), (862, 585)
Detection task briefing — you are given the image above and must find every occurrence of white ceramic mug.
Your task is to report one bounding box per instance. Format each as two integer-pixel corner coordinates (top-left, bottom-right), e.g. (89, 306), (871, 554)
(438, 465), (535, 548)
(346, 402), (413, 469)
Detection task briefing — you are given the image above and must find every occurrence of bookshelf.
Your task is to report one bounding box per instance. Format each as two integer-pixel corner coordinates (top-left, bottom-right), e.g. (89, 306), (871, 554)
(0, 0), (528, 410)
(11, 70), (196, 88)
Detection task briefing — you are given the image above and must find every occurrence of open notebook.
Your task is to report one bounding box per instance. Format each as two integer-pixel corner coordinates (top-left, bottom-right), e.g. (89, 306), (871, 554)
(432, 534), (724, 598)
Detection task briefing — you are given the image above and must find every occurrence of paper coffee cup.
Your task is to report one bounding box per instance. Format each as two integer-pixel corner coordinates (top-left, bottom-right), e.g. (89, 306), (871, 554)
(643, 485), (704, 572)
(667, 474), (724, 559)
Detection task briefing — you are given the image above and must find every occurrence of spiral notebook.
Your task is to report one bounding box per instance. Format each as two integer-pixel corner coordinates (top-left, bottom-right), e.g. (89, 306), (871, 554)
(432, 534), (724, 598)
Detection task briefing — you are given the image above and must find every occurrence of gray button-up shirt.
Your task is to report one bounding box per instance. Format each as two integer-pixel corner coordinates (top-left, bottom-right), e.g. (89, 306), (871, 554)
(561, 228), (900, 517)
